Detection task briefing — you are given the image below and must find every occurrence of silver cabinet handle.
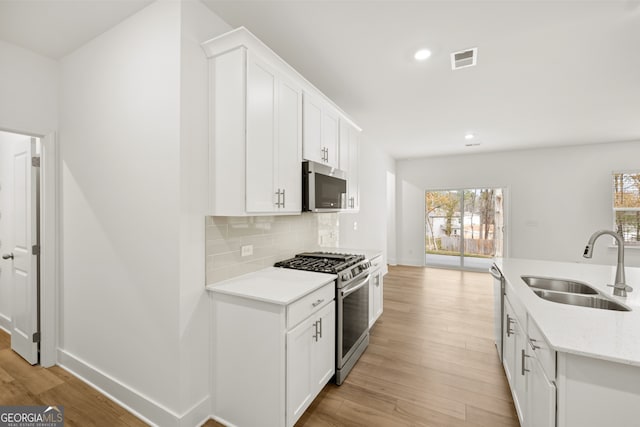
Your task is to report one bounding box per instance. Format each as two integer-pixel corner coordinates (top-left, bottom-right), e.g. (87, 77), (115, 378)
(375, 275), (380, 287)
(521, 349), (530, 376)
(2, 253), (14, 260)
(506, 314), (514, 337)
(312, 298), (324, 307)
(282, 188), (285, 208)
(318, 317), (322, 338)
(313, 320), (319, 342)
(529, 338), (541, 351)
(274, 189), (281, 207)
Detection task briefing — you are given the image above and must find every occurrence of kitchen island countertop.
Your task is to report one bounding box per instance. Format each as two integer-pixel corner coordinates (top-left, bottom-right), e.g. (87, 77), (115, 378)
(496, 258), (640, 366)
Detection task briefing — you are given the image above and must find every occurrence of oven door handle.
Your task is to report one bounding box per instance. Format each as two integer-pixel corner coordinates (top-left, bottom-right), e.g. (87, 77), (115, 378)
(341, 274), (371, 298)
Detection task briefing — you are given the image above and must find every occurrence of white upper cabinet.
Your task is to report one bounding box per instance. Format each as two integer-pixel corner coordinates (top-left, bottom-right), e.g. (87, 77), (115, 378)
(339, 118), (360, 210)
(245, 53), (302, 214)
(202, 27), (360, 215)
(302, 91), (339, 169)
(276, 77), (303, 214)
(203, 45), (302, 216)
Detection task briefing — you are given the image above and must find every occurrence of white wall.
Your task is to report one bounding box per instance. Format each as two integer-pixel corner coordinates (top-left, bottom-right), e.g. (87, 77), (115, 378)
(396, 140), (640, 268)
(0, 40), (58, 136)
(178, 1), (231, 421)
(339, 138), (395, 264)
(59, 1), (183, 421)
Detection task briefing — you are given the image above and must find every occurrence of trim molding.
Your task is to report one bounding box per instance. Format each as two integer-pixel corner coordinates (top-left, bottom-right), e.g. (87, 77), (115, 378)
(40, 132), (58, 368)
(180, 395), (211, 427)
(57, 348), (211, 427)
(0, 313), (10, 334)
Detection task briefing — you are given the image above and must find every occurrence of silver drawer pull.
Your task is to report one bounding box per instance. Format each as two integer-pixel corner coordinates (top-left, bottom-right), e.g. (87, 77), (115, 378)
(506, 314), (514, 337)
(312, 299), (324, 307)
(529, 338), (541, 350)
(521, 349), (531, 376)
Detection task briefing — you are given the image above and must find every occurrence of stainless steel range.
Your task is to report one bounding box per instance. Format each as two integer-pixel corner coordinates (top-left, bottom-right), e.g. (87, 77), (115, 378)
(275, 252), (371, 384)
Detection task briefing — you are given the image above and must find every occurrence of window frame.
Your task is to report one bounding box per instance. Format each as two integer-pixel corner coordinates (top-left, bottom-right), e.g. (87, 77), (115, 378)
(612, 170), (640, 248)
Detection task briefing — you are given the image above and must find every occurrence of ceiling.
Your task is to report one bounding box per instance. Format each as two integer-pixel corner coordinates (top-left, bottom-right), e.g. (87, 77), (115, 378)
(0, 1), (639, 159)
(0, 0), (153, 59)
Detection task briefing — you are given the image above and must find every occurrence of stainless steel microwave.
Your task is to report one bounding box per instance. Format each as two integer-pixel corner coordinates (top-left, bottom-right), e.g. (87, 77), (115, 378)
(302, 161), (347, 212)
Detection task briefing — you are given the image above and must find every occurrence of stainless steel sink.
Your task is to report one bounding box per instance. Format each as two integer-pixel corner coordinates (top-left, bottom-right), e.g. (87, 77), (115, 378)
(531, 289), (631, 312)
(521, 275), (598, 295)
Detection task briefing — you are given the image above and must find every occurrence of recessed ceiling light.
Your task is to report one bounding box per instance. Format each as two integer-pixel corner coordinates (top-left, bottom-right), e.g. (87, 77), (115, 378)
(465, 133), (475, 140)
(414, 49), (432, 61)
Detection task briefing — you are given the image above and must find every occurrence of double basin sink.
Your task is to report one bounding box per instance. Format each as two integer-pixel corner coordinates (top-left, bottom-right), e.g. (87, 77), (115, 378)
(522, 276), (630, 312)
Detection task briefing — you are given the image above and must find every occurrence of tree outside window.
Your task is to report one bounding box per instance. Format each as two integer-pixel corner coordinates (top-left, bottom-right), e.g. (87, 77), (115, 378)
(613, 172), (640, 246)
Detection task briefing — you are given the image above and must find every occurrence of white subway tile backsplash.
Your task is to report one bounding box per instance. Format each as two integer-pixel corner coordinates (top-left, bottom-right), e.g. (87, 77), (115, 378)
(205, 212), (339, 284)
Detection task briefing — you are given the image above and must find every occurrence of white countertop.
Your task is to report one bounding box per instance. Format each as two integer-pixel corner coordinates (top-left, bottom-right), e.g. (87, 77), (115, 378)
(206, 267), (336, 305)
(495, 258), (640, 366)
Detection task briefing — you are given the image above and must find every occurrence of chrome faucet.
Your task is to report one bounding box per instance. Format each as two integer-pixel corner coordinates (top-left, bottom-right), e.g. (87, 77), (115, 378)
(583, 230), (632, 297)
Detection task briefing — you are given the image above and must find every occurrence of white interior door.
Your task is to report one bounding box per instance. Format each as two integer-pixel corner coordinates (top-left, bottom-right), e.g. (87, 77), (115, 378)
(9, 136), (38, 364)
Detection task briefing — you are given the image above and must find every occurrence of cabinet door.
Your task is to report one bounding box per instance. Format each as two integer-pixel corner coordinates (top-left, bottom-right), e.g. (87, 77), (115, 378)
(286, 315), (315, 426)
(322, 107), (339, 168)
(503, 300), (516, 386)
(503, 300), (525, 425)
(373, 271), (383, 321)
(339, 119), (350, 172)
(347, 125), (360, 209)
(527, 353), (556, 427)
(513, 321), (527, 426)
(302, 92), (323, 164)
(312, 303), (335, 393)
(246, 53), (277, 213)
(277, 77), (302, 213)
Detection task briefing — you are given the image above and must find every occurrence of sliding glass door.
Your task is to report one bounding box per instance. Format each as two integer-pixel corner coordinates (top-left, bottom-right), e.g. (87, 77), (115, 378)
(425, 188), (504, 271)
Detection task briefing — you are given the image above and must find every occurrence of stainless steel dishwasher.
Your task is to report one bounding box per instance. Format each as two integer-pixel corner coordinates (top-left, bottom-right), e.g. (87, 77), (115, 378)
(490, 263), (505, 362)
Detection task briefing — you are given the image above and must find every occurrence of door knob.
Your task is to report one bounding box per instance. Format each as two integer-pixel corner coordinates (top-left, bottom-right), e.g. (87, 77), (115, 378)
(2, 253), (14, 260)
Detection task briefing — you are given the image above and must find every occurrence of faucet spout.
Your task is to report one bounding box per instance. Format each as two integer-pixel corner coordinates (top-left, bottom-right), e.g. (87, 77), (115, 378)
(583, 230), (631, 297)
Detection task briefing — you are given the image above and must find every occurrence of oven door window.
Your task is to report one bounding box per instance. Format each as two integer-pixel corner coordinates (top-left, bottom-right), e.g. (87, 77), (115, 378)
(342, 282), (369, 359)
(315, 173), (346, 209)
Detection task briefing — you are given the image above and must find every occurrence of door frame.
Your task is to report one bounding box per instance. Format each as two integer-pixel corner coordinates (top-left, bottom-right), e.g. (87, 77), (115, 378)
(423, 186), (510, 272)
(1, 128), (58, 367)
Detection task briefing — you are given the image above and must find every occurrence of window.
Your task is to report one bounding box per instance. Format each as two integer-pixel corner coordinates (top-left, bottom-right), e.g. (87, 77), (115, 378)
(613, 172), (640, 246)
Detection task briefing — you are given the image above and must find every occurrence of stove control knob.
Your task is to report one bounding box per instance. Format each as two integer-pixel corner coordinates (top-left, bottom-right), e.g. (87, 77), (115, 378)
(342, 273), (349, 281)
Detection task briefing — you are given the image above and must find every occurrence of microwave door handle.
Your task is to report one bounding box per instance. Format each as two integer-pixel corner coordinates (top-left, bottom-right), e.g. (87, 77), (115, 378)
(341, 274), (371, 297)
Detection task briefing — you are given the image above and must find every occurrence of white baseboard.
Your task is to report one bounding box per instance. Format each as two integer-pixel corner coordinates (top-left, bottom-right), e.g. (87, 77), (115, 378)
(180, 395), (211, 427)
(57, 348), (211, 427)
(397, 257), (424, 267)
(387, 258), (397, 266)
(0, 312), (10, 334)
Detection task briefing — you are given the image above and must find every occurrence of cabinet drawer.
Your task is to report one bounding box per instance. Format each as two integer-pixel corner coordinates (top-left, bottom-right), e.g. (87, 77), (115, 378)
(287, 283), (335, 330)
(527, 316), (556, 379)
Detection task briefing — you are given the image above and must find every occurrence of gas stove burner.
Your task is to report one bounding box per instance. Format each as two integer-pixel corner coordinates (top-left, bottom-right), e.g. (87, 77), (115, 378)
(274, 251), (365, 274)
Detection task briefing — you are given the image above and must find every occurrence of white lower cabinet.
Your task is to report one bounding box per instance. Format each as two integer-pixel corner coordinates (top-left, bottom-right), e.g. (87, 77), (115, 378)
(526, 347), (556, 427)
(368, 255), (384, 327)
(287, 302), (335, 424)
(503, 294), (556, 427)
(503, 296), (526, 424)
(211, 282), (335, 427)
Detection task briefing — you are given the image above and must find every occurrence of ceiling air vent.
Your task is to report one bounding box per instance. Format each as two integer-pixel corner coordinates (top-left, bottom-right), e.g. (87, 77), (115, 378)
(451, 47), (478, 70)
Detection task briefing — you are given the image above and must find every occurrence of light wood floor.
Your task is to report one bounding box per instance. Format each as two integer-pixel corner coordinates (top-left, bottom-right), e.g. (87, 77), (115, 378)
(296, 265), (519, 427)
(0, 265), (517, 426)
